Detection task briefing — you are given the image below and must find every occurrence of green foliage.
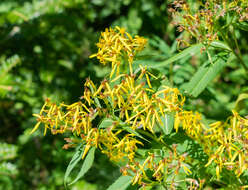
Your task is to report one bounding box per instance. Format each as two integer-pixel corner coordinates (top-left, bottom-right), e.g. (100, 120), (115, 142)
(160, 113), (174, 135)
(235, 93), (248, 112)
(0, 55), (20, 97)
(0, 142), (18, 161)
(182, 58), (226, 97)
(66, 146), (96, 186)
(0, 1), (171, 189)
(64, 145), (85, 187)
(143, 43), (204, 68)
(107, 175), (133, 190)
(0, 0), (248, 189)
(0, 143), (18, 190)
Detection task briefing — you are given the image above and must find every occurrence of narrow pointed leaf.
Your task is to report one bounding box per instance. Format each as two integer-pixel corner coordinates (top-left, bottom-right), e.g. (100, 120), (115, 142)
(210, 41), (231, 51)
(69, 147), (96, 185)
(122, 126), (150, 142)
(139, 43), (203, 68)
(107, 175), (133, 190)
(182, 59), (226, 97)
(64, 145), (84, 186)
(235, 22), (248, 31)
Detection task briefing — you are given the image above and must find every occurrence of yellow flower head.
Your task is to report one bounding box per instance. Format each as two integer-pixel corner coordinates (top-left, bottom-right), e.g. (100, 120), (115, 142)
(89, 26), (147, 77)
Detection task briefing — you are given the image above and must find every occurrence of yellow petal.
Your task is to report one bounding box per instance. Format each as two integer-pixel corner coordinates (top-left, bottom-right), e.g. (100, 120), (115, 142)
(30, 122), (41, 134)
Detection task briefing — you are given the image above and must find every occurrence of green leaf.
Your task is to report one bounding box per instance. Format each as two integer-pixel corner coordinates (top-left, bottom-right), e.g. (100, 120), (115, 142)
(107, 175), (133, 190)
(149, 35), (171, 55)
(0, 162), (18, 176)
(58, 60), (73, 70)
(182, 58), (226, 97)
(140, 43), (203, 68)
(0, 55), (20, 97)
(160, 113), (174, 135)
(69, 147), (96, 186)
(0, 143), (18, 161)
(210, 41), (231, 51)
(99, 118), (149, 141)
(136, 149), (150, 157)
(235, 22), (248, 31)
(234, 93), (248, 112)
(98, 118), (114, 129)
(64, 144), (84, 186)
(0, 55), (20, 78)
(122, 126), (150, 142)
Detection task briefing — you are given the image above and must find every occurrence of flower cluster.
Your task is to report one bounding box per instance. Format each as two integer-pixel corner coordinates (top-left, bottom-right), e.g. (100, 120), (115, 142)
(89, 74), (184, 132)
(32, 65), (185, 162)
(32, 26), (248, 188)
(32, 27), (192, 188)
(204, 111), (248, 178)
(32, 98), (144, 162)
(89, 26), (147, 77)
(175, 110), (248, 179)
(169, 0), (248, 46)
(120, 146), (194, 188)
(174, 111), (203, 139)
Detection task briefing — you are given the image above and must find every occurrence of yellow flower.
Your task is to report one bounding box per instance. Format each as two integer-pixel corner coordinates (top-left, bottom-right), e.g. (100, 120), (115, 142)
(32, 26), (248, 187)
(89, 26), (147, 78)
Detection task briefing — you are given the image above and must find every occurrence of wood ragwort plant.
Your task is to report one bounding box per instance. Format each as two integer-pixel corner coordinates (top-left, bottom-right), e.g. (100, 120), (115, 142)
(31, 1), (248, 189)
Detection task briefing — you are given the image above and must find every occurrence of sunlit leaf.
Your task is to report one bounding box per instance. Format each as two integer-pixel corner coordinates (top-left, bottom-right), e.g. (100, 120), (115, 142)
(139, 43), (203, 68)
(0, 143), (18, 161)
(234, 93), (248, 112)
(98, 118), (114, 129)
(69, 147), (96, 185)
(160, 113), (174, 135)
(210, 41), (231, 51)
(107, 175), (132, 190)
(182, 58), (226, 97)
(64, 144), (84, 186)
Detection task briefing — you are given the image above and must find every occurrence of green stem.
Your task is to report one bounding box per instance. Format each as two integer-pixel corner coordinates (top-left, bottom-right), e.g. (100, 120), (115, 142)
(169, 63), (173, 85)
(220, 29), (248, 73)
(231, 29), (248, 72)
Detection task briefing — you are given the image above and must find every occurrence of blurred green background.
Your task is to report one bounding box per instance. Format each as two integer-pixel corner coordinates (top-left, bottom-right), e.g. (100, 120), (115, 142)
(0, 0), (247, 189)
